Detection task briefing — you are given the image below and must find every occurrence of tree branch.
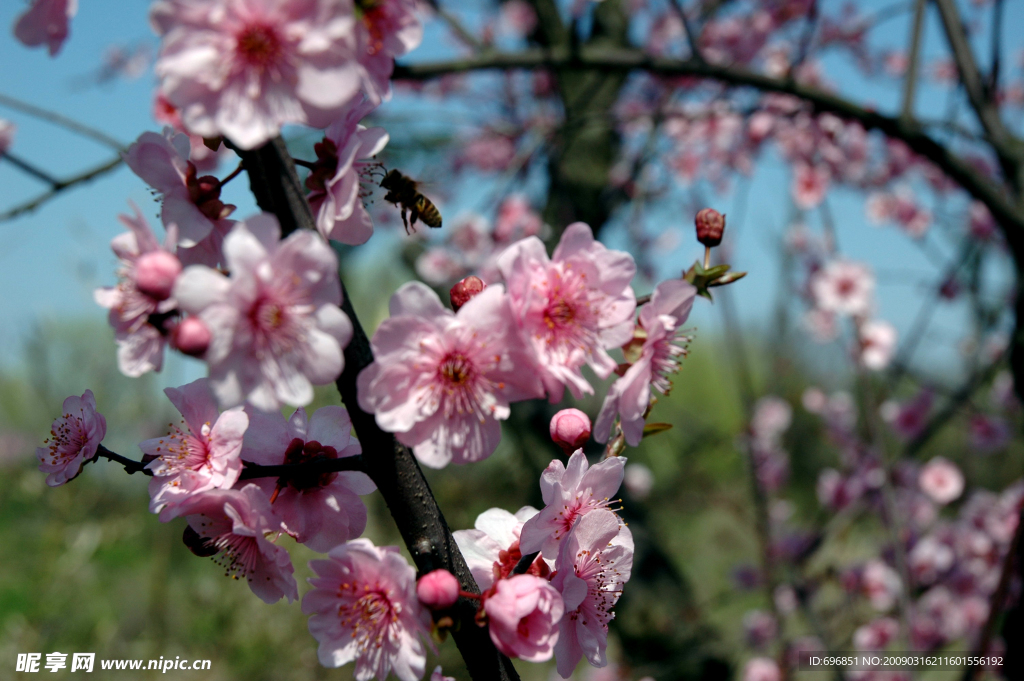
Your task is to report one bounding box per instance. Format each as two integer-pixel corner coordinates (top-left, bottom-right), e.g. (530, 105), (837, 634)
(234, 136), (521, 681)
(0, 92), (125, 151)
(901, 0), (927, 121)
(0, 155), (124, 223)
(931, 0), (1022, 193)
(392, 47), (1024, 244)
(667, 0), (704, 62)
(1, 151), (60, 187)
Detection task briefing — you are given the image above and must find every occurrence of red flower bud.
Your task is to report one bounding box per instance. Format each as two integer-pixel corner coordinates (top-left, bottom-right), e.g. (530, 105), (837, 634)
(172, 317), (211, 357)
(416, 569), (460, 610)
(695, 208), (726, 247)
(135, 251), (182, 301)
(549, 408), (591, 454)
(450, 275), (486, 311)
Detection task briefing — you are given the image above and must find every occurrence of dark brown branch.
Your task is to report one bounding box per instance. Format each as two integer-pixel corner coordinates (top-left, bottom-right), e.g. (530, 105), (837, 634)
(96, 444), (152, 476)
(238, 455), (365, 480)
(1, 151), (60, 187)
(392, 48), (1024, 244)
(901, 0), (927, 120)
(234, 136), (520, 681)
(0, 92), (125, 151)
(931, 0), (1023, 194)
(0, 155), (123, 223)
(903, 352), (1006, 458)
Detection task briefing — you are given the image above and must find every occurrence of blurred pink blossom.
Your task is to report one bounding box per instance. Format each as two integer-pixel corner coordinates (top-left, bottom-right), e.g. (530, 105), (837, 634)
(13, 0), (76, 56)
(919, 457), (964, 505)
(36, 389), (106, 487)
(862, 559), (902, 611)
(858, 319), (897, 370)
(968, 415), (1010, 453)
(880, 389), (933, 441)
(0, 119), (15, 154)
(792, 163), (830, 209)
(742, 657), (781, 681)
(151, 0), (362, 149)
(811, 259), (874, 318)
(93, 204), (181, 377)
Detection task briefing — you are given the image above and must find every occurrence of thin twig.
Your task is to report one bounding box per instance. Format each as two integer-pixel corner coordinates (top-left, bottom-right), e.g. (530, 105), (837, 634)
(901, 0), (927, 121)
(667, 0), (704, 62)
(0, 155), (124, 223)
(789, 0), (819, 79)
(988, 0), (1005, 96)
(424, 0), (484, 50)
(1, 151), (60, 187)
(238, 455), (365, 480)
(96, 444), (151, 476)
(0, 92), (125, 150)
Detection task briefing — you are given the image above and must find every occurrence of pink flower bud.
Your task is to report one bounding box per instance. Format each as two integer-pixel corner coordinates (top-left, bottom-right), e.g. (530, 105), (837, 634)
(172, 317), (211, 357)
(135, 251), (182, 301)
(695, 208), (726, 247)
(549, 408), (591, 453)
(417, 569), (460, 610)
(450, 275), (486, 311)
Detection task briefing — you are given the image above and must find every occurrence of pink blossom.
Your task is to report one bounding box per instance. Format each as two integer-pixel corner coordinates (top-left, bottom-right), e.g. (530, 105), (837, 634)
(862, 559), (902, 611)
(853, 617), (899, 651)
(550, 408), (592, 453)
(498, 0), (537, 37)
(357, 281), (543, 468)
(811, 259), (874, 318)
(174, 214), (353, 410)
(354, 0), (423, 104)
(0, 119), (15, 154)
(122, 129), (235, 256)
(803, 308), (839, 342)
(742, 657), (781, 681)
(792, 163), (830, 209)
(497, 222), (636, 401)
(519, 449), (625, 557)
(416, 569), (460, 610)
(142, 378), (248, 521)
(150, 0), (363, 150)
(179, 483), (298, 603)
(303, 538), (431, 681)
(152, 94), (225, 173)
(456, 131), (518, 172)
(551, 509), (633, 678)
(623, 463), (654, 500)
(969, 414), (1010, 453)
(494, 195), (542, 243)
(859, 319), (897, 370)
(306, 102), (388, 246)
(919, 457), (964, 505)
(93, 204), (181, 377)
(36, 389), (106, 487)
(453, 506), (543, 591)
(880, 390), (933, 441)
(241, 405), (374, 552)
(415, 247), (465, 285)
(743, 609), (778, 647)
(484, 574), (564, 662)
(908, 535), (954, 584)
(430, 667), (455, 681)
(969, 202), (997, 241)
(13, 0), (76, 56)
(594, 279), (695, 446)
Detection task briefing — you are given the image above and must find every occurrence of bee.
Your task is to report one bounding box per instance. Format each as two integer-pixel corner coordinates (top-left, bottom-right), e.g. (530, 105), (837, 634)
(379, 169), (442, 234)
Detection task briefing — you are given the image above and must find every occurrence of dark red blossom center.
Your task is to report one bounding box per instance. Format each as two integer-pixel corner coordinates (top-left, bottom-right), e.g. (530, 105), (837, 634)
(276, 438), (340, 494)
(236, 23), (282, 70)
(439, 353), (473, 385)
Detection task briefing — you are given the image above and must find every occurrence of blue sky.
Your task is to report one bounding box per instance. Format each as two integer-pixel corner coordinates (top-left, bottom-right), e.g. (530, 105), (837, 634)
(0, 0), (1020, 391)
